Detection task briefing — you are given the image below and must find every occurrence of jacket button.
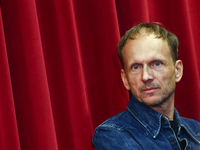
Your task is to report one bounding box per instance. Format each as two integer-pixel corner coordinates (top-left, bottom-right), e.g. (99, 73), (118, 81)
(161, 118), (166, 122)
(169, 138), (174, 142)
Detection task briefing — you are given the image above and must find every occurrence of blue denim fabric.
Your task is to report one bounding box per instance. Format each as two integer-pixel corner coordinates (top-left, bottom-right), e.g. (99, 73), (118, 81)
(93, 97), (200, 150)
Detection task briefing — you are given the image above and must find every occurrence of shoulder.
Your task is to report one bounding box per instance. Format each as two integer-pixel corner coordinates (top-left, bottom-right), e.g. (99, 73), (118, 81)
(95, 109), (137, 131)
(181, 117), (200, 129)
(92, 110), (142, 150)
(181, 117), (200, 135)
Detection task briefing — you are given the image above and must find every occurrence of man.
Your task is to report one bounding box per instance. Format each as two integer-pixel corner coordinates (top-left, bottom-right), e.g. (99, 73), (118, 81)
(93, 22), (200, 150)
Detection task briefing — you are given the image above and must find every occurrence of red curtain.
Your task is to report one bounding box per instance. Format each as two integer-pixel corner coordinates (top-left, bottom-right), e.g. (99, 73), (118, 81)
(0, 0), (199, 149)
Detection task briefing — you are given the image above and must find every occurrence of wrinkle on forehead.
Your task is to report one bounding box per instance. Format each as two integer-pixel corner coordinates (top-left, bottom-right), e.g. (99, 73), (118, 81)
(122, 34), (173, 70)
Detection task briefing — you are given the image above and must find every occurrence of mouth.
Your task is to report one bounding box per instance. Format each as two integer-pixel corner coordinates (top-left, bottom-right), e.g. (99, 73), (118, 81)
(142, 87), (159, 94)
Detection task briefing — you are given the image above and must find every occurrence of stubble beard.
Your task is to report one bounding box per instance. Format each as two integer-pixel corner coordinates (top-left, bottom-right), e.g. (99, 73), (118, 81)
(133, 82), (176, 107)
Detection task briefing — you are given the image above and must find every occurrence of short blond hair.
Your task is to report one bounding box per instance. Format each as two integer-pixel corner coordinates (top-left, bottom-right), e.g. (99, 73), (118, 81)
(118, 22), (179, 68)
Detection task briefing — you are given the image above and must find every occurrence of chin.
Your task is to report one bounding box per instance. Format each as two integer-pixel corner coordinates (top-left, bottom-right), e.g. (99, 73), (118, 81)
(140, 96), (164, 107)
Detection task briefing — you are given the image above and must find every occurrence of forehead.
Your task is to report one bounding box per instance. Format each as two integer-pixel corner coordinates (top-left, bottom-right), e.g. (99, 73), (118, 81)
(122, 34), (172, 64)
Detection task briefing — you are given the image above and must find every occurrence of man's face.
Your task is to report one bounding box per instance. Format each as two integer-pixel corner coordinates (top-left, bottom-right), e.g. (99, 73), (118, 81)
(121, 34), (183, 107)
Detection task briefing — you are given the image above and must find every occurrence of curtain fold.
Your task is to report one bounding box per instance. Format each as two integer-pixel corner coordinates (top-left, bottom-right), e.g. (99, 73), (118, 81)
(36, 0), (95, 149)
(0, 8), (21, 150)
(0, 0), (58, 149)
(0, 0), (199, 150)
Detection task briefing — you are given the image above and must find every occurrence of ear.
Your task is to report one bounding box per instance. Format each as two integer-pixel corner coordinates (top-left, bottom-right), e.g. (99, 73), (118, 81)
(121, 69), (130, 90)
(175, 60), (183, 82)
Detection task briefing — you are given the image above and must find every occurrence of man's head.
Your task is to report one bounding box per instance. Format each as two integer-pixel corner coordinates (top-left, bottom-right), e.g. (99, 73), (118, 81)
(119, 22), (183, 108)
(118, 22), (179, 69)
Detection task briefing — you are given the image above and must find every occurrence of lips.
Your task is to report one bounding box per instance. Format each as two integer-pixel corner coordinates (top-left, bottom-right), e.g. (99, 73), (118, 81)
(142, 87), (159, 93)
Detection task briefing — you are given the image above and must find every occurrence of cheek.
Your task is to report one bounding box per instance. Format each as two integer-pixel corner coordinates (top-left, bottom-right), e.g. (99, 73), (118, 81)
(129, 76), (141, 90)
(154, 69), (175, 86)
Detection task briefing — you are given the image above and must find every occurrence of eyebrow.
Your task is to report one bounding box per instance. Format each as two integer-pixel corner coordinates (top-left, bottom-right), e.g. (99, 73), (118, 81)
(128, 58), (167, 69)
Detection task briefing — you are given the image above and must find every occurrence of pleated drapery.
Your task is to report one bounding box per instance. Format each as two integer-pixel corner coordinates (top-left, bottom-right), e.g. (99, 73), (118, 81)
(0, 0), (199, 149)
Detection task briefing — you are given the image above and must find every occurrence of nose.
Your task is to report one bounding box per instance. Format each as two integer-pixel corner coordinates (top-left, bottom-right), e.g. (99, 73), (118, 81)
(142, 65), (153, 82)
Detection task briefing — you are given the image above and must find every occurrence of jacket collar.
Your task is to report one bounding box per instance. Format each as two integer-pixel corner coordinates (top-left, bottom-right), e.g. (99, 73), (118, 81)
(127, 96), (200, 143)
(127, 96), (163, 138)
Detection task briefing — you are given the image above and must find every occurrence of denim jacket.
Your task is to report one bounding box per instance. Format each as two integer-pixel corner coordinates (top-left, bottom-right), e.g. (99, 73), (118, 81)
(93, 97), (200, 150)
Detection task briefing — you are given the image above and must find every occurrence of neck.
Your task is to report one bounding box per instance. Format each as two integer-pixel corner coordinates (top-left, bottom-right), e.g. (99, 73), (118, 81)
(151, 96), (175, 121)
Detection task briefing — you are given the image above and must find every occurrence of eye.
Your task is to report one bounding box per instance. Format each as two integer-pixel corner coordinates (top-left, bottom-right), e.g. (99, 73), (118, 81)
(151, 61), (164, 70)
(133, 65), (139, 70)
(131, 64), (142, 74)
(154, 61), (161, 66)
